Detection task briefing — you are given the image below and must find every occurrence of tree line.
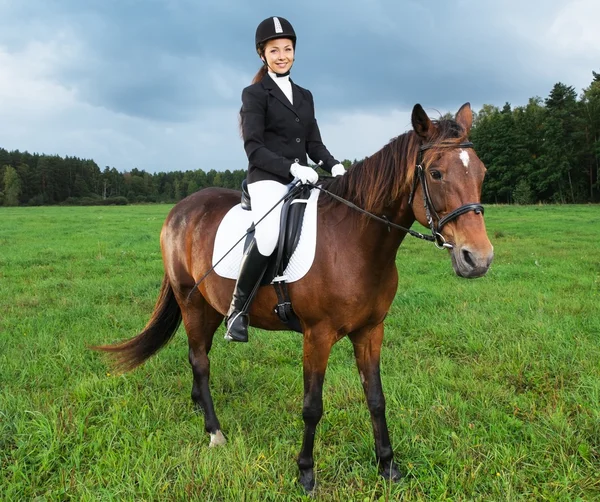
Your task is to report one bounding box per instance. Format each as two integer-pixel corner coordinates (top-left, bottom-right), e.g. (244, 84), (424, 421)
(0, 154), (248, 206)
(471, 72), (600, 204)
(1, 72), (599, 206)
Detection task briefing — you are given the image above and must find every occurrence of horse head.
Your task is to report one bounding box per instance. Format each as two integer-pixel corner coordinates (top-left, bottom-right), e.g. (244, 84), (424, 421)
(410, 103), (494, 278)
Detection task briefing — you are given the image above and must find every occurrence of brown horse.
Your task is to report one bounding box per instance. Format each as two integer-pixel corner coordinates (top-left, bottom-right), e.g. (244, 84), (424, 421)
(94, 103), (493, 492)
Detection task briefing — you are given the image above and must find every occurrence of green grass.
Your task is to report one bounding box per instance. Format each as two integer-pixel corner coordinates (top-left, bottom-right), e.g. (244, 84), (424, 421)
(1, 204), (599, 501)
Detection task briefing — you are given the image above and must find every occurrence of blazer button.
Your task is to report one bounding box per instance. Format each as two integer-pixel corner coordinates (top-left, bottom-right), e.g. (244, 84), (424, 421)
(295, 117), (300, 122)
(296, 138), (301, 143)
(294, 158), (299, 163)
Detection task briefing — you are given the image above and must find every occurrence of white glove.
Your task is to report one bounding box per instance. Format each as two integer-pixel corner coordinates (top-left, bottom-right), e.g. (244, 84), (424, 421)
(331, 163), (346, 177)
(290, 162), (318, 184)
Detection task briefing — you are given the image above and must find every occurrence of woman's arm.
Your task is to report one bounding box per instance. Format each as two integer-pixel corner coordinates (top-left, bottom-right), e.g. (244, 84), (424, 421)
(305, 90), (340, 172)
(241, 86), (293, 179)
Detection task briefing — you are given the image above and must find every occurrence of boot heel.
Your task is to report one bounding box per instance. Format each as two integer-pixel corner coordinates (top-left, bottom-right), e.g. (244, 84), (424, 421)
(224, 332), (248, 342)
(224, 312), (249, 342)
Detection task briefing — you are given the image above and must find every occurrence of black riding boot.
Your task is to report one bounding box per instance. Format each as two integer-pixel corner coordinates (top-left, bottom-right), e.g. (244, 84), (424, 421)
(224, 238), (269, 342)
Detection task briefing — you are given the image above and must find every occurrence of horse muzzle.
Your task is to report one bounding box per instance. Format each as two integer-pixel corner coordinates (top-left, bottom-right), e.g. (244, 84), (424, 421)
(450, 243), (494, 278)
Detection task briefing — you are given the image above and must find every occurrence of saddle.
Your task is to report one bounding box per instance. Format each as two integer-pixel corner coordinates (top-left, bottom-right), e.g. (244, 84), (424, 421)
(240, 179), (310, 333)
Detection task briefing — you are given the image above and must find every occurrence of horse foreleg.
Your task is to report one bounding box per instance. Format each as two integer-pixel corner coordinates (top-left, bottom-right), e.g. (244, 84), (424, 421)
(297, 327), (335, 493)
(350, 322), (402, 481)
(182, 299), (225, 447)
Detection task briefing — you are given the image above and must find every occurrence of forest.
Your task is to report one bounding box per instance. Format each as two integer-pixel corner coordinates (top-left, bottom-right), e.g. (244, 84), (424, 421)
(1, 73), (599, 206)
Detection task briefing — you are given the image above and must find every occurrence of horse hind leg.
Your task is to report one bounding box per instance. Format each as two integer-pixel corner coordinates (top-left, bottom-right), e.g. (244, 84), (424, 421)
(349, 322), (402, 481)
(181, 294), (226, 447)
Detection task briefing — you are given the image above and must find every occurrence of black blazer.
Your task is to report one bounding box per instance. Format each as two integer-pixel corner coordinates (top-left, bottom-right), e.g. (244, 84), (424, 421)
(240, 74), (339, 184)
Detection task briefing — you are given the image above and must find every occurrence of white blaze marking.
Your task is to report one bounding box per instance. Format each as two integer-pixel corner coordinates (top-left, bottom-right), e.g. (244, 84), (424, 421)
(210, 430), (227, 447)
(459, 149), (470, 171)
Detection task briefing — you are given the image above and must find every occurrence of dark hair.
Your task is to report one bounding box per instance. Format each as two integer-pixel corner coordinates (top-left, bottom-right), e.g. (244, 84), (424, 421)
(251, 43), (268, 84)
(241, 62), (266, 135)
(251, 66), (268, 84)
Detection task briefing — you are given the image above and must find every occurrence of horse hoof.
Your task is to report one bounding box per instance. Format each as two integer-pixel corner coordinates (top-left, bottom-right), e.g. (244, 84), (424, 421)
(298, 469), (315, 494)
(380, 461), (403, 482)
(209, 430), (227, 447)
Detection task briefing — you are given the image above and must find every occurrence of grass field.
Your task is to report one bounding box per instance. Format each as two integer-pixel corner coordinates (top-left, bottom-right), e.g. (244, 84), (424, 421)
(1, 203), (599, 501)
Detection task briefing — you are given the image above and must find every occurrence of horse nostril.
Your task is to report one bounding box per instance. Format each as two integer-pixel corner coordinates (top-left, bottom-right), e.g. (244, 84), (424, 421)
(462, 248), (476, 268)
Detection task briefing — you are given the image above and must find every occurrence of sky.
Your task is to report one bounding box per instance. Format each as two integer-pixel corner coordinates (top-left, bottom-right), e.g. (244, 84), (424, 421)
(1, 0), (599, 173)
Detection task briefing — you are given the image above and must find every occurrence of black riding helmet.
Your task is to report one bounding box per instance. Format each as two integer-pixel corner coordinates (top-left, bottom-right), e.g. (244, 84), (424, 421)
(255, 16), (296, 54)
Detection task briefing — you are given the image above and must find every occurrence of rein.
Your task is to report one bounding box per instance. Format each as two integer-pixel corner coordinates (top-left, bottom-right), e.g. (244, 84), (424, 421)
(187, 140), (484, 298)
(310, 184), (439, 244)
(315, 141), (484, 250)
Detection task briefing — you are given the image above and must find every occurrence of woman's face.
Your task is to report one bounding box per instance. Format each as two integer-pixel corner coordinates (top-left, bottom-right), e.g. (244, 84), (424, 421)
(263, 38), (294, 74)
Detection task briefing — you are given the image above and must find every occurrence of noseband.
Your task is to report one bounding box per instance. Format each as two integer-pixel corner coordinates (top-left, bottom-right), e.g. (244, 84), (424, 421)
(408, 142), (485, 249)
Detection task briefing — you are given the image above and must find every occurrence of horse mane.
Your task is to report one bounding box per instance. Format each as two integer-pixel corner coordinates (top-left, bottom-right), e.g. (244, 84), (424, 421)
(320, 118), (468, 214)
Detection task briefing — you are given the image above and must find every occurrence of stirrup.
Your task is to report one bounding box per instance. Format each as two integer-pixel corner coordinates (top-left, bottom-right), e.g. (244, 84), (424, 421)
(224, 311), (249, 342)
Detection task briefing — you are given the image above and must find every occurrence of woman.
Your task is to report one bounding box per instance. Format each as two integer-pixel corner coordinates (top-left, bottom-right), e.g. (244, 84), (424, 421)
(225, 16), (346, 342)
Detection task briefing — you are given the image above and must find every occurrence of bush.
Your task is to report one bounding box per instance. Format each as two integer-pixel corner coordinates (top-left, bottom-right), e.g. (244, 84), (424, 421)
(79, 197), (101, 205)
(60, 196), (128, 206)
(512, 179), (534, 205)
(28, 195), (45, 206)
(101, 196), (128, 205)
(61, 197), (80, 206)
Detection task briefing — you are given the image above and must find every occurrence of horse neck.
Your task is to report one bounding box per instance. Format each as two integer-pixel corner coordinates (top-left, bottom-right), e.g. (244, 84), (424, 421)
(328, 193), (416, 266)
(370, 195), (416, 255)
(319, 130), (420, 262)
(338, 131), (418, 215)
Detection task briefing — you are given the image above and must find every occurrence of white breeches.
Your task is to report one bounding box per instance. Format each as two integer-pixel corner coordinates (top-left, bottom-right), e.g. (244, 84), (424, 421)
(247, 180), (290, 257)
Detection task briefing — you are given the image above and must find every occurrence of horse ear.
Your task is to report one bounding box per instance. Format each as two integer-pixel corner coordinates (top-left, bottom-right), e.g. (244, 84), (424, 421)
(456, 102), (473, 135)
(412, 104), (433, 140)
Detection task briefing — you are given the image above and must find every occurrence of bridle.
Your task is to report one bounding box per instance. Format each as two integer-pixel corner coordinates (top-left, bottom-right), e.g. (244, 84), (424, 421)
(312, 140), (485, 250)
(408, 141), (485, 249)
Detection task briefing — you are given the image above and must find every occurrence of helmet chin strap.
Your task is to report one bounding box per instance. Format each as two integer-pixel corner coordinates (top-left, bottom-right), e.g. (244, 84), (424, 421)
(262, 57), (293, 78)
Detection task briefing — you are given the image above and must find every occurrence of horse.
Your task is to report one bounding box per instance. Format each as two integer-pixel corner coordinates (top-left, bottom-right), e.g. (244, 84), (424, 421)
(93, 103), (494, 493)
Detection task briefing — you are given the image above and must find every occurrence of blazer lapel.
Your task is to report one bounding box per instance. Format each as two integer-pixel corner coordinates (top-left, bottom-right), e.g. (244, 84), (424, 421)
(291, 80), (304, 111)
(262, 74), (298, 116)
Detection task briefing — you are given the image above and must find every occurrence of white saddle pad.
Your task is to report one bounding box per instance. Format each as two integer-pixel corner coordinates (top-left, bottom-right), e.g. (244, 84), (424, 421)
(212, 188), (320, 283)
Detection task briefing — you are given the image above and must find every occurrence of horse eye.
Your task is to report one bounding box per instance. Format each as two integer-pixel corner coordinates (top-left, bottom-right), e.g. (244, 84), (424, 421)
(430, 170), (442, 180)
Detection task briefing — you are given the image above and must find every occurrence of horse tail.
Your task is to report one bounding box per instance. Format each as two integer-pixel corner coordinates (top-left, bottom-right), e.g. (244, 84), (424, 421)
(91, 275), (182, 372)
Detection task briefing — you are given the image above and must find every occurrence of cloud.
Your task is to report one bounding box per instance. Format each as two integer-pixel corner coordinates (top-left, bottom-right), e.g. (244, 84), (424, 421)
(547, 0), (600, 60)
(0, 39), (244, 172)
(0, 0), (599, 173)
(319, 108), (413, 163)
(0, 41), (75, 114)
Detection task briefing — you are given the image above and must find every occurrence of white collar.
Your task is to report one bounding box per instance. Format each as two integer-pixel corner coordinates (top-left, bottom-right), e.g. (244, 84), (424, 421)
(268, 71), (291, 83)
